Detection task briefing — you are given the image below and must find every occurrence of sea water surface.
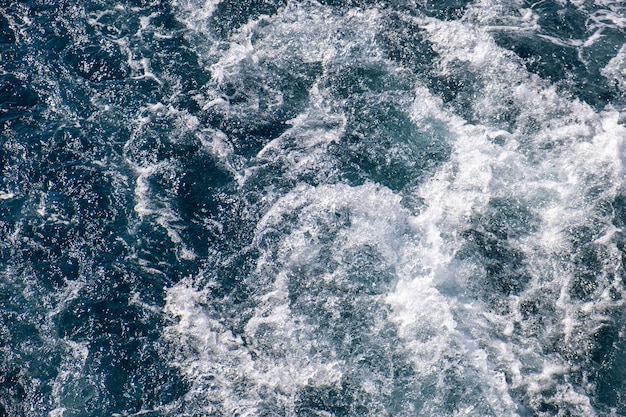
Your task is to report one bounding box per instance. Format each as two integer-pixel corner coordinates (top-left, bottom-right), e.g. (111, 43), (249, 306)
(2, 0), (626, 416)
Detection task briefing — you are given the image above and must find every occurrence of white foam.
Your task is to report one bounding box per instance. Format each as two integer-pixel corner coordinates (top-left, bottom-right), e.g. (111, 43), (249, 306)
(171, 0), (223, 33)
(49, 339), (91, 417)
(113, 38), (163, 85)
(163, 177), (526, 413)
(124, 104), (223, 261)
(48, 408), (66, 417)
(0, 191), (15, 200)
(603, 43), (626, 91)
(590, 2), (626, 30)
(163, 182), (418, 414)
(394, 11), (626, 414)
(160, 1), (626, 414)
(129, 160), (198, 262)
(194, 2), (385, 118)
(163, 275), (345, 415)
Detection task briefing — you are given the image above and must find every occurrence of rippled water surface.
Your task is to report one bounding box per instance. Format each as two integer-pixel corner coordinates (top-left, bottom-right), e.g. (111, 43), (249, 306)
(2, 0), (626, 416)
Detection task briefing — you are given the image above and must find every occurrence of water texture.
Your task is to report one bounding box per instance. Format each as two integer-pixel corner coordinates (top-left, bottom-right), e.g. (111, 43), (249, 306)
(2, 0), (626, 416)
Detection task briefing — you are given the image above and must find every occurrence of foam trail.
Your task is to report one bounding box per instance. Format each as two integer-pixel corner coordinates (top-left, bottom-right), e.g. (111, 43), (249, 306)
(387, 13), (626, 415)
(159, 1), (626, 415)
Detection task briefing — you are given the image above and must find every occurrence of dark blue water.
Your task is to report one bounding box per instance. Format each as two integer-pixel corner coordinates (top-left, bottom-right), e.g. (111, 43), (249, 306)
(2, 1), (626, 416)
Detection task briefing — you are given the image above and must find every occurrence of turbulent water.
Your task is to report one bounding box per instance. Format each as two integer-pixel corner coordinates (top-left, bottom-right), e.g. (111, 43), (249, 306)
(2, 0), (626, 416)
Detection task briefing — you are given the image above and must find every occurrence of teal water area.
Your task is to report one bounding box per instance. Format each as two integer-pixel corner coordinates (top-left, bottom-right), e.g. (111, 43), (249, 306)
(2, 1), (626, 416)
